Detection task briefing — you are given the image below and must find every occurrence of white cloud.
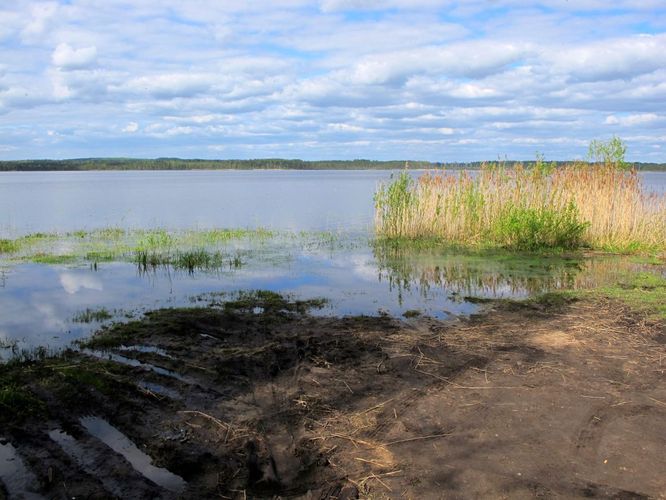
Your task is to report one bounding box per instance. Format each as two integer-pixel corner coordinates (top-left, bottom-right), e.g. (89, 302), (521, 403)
(605, 113), (660, 126)
(122, 121), (139, 133)
(545, 34), (666, 82)
(21, 1), (59, 42)
(0, 1), (665, 161)
(116, 73), (214, 98)
(52, 42), (98, 70)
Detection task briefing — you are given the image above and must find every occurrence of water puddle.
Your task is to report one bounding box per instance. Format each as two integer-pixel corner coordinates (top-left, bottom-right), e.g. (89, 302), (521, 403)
(79, 416), (186, 493)
(81, 349), (193, 383)
(0, 440), (44, 499)
(49, 428), (130, 497)
(118, 344), (173, 358)
(199, 333), (220, 341)
(136, 381), (182, 400)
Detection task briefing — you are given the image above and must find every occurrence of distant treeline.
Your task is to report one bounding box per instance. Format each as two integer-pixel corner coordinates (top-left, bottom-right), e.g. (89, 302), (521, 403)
(0, 158), (665, 171)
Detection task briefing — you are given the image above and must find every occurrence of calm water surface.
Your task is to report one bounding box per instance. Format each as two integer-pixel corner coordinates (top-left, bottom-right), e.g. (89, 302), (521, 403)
(0, 169), (663, 357)
(2, 170), (663, 236)
(0, 170), (408, 236)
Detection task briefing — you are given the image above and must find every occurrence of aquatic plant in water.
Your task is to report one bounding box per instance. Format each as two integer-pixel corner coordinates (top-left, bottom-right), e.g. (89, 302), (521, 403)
(375, 140), (665, 252)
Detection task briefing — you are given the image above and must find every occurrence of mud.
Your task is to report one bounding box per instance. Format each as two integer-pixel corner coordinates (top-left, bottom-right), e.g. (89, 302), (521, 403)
(0, 291), (664, 499)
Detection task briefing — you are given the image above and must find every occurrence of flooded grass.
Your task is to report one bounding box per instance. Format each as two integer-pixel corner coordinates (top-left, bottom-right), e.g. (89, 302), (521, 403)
(72, 307), (113, 323)
(0, 227), (329, 269)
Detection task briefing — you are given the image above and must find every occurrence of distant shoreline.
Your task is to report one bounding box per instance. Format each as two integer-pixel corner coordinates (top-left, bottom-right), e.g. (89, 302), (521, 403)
(1, 158), (665, 172)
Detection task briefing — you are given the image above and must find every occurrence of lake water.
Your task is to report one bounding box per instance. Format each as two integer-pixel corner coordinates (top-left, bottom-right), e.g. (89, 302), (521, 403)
(1, 169), (664, 357)
(2, 170), (664, 237)
(0, 170), (406, 236)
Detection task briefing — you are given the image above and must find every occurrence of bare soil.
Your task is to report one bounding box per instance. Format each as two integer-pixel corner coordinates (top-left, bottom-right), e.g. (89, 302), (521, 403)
(1, 293), (665, 499)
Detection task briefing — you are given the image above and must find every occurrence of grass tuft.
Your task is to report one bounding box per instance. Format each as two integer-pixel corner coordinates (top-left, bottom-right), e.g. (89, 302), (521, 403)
(72, 307), (113, 323)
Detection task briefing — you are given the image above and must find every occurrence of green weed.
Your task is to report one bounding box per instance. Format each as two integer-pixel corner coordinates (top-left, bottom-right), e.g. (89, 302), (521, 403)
(72, 308), (113, 323)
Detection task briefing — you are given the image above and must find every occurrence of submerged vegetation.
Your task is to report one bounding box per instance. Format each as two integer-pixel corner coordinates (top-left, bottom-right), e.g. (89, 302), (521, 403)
(72, 307), (113, 323)
(375, 140), (666, 253)
(0, 227), (274, 268)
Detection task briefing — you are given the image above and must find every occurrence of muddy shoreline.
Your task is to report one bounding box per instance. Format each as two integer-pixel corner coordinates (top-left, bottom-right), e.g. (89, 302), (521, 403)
(1, 292), (665, 499)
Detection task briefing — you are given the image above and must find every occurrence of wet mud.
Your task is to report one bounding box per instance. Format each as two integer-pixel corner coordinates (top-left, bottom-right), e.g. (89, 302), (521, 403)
(1, 291), (664, 499)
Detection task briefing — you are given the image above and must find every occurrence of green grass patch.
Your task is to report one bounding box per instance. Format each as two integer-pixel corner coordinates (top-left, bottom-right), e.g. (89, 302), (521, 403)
(0, 239), (20, 253)
(172, 249), (226, 272)
(497, 270), (666, 320)
(72, 307), (113, 323)
(592, 271), (666, 319)
(85, 250), (118, 262)
(31, 253), (78, 264)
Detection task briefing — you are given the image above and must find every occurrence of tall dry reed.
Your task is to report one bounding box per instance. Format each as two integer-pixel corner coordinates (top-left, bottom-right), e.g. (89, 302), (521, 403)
(374, 164), (666, 252)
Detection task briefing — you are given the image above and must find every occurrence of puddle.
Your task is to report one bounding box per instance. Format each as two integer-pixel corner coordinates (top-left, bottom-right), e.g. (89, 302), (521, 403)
(81, 349), (193, 383)
(49, 428), (130, 497)
(118, 344), (173, 358)
(79, 416), (186, 493)
(136, 381), (182, 400)
(199, 333), (220, 341)
(0, 440), (43, 499)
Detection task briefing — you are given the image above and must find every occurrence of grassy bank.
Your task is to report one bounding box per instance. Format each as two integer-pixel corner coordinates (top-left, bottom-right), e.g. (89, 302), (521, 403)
(375, 162), (665, 253)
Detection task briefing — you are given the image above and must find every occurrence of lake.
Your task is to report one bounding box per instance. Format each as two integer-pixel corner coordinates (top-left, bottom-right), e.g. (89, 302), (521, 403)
(1, 169), (664, 357)
(1, 170), (664, 236)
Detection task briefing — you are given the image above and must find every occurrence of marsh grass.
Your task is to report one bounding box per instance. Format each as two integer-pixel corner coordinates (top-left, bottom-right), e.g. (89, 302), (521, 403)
(72, 307), (113, 323)
(31, 253), (78, 264)
(375, 164), (666, 252)
(0, 239), (20, 253)
(0, 227), (276, 265)
(134, 247), (246, 273)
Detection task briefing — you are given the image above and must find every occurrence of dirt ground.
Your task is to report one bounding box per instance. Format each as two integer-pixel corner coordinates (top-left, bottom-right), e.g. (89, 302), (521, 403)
(1, 292), (665, 499)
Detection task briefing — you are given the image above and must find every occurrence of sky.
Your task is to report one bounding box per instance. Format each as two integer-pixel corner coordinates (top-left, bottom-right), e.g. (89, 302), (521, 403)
(0, 1), (665, 162)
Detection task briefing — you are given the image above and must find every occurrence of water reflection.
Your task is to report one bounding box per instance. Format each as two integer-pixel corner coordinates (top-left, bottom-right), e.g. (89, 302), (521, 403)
(0, 237), (647, 359)
(374, 244), (588, 300)
(374, 243), (642, 301)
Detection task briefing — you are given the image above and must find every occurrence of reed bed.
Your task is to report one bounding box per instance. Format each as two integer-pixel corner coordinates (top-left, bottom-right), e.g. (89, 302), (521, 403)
(374, 164), (666, 252)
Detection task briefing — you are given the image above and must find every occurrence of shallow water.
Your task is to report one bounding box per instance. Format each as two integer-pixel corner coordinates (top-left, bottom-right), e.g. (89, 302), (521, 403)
(0, 441), (43, 499)
(0, 240), (640, 357)
(0, 169), (663, 357)
(81, 349), (193, 383)
(79, 416), (186, 493)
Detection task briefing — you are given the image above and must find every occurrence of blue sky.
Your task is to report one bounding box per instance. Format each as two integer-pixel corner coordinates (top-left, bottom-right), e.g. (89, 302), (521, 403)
(0, 0), (665, 161)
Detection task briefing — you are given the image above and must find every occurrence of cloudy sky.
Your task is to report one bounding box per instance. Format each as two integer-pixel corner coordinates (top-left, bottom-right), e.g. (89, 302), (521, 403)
(0, 1), (665, 161)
